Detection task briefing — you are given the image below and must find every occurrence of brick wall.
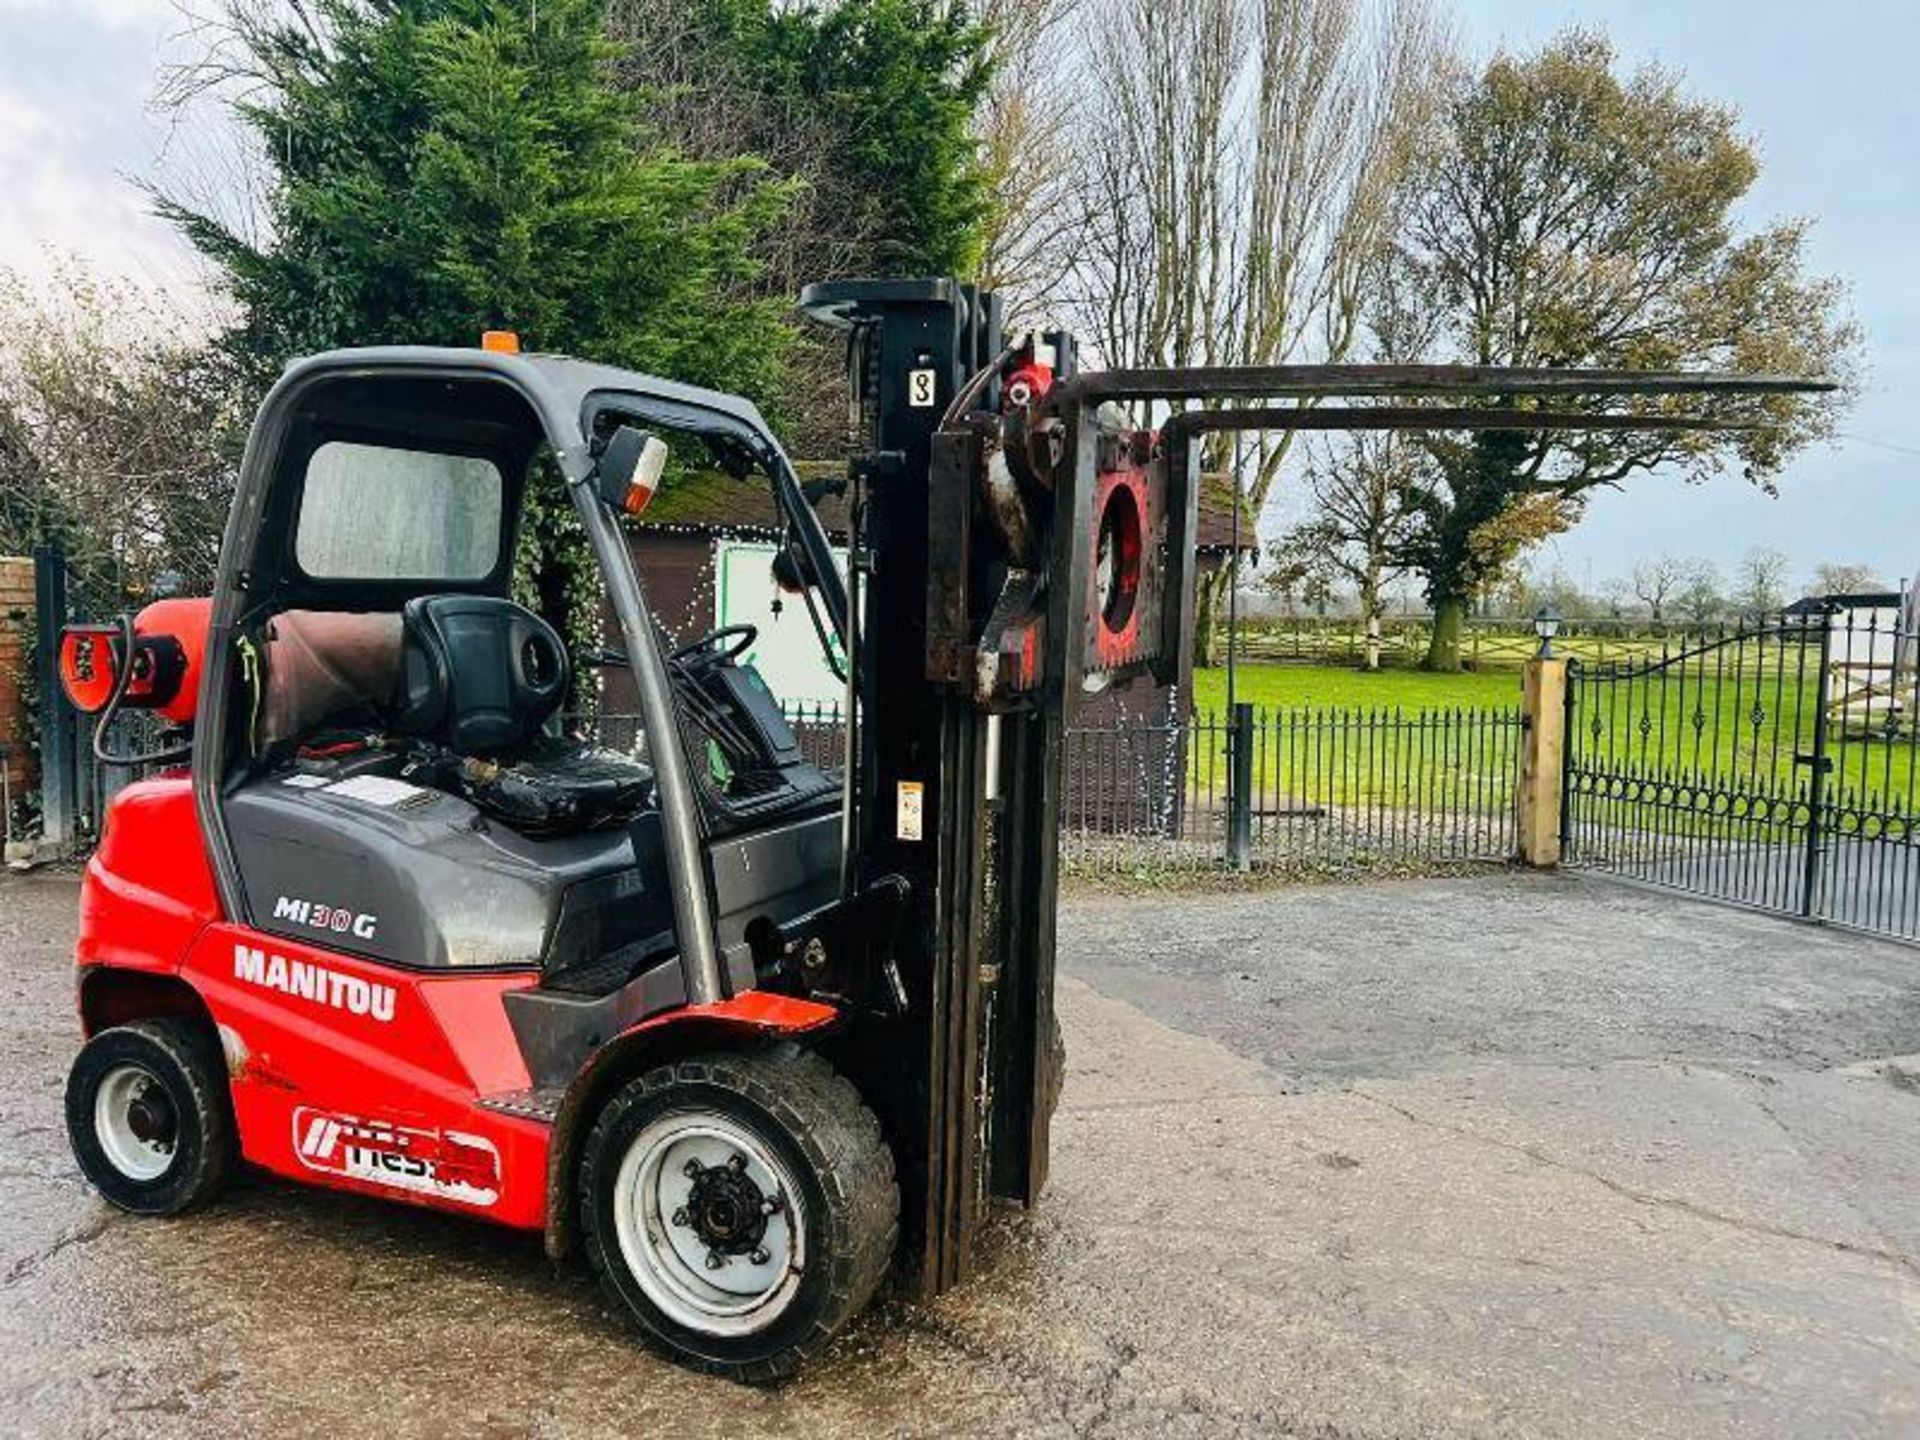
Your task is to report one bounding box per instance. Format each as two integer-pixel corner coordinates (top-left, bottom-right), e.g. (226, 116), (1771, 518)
(0, 556), (34, 804)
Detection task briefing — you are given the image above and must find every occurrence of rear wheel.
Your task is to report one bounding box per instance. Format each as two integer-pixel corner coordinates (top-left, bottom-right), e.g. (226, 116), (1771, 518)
(65, 1019), (236, 1215)
(580, 1044), (897, 1382)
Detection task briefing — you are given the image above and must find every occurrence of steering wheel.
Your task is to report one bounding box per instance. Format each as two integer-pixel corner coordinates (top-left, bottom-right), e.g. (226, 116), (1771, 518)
(670, 623), (757, 669)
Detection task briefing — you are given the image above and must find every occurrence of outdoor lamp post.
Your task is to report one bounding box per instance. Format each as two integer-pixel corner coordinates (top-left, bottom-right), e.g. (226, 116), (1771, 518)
(1533, 604), (1563, 659)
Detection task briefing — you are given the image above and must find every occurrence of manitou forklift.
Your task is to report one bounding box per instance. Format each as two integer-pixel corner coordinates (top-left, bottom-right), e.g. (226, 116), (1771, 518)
(55, 277), (1819, 1379)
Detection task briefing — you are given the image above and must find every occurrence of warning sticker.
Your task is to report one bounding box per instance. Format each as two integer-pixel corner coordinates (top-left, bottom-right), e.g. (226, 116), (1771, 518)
(896, 780), (925, 841)
(324, 775), (426, 808)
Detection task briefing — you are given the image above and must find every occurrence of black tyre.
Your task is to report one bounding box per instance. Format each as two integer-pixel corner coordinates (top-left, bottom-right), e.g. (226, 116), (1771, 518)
(580, 1043), (897, 1383)
(65, 1019), (237, 1216)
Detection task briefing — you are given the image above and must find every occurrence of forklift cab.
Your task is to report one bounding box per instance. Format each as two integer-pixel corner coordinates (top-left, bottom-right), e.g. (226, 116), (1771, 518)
(59, 342), (906, 1381)
(196, 351), (849, 994)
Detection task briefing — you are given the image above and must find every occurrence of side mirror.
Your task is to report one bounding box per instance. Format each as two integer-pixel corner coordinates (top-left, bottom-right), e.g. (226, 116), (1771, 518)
(596, 425), (669, 516)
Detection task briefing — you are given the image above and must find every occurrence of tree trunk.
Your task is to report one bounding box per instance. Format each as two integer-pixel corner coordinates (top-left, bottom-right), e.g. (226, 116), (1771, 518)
(1424, 594), (1466, 671)
(1360, 566), (1382, 671)
(1193, 565), (1224, 669)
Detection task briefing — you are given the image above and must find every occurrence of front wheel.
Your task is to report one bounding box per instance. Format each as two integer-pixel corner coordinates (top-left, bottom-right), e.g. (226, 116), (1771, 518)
(580, 1044), (897, 1382)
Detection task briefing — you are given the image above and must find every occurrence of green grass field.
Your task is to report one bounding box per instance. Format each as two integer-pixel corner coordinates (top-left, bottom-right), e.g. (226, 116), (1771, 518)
(1185, 660), (1920, 819)
(1191, 663), (1519, 712)
(1171, 663), (1520, 814)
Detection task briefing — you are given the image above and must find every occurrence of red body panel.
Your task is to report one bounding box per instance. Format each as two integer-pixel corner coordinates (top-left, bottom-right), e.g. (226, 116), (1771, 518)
(79, 775), (218, 974)
(78, 775), (844, 1233)
(181, 925), (554, 1227)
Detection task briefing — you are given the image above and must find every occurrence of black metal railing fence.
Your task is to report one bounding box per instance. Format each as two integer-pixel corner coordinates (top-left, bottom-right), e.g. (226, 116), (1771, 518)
(1562, 606), (1920, 942)
(589, 698), (847, 773)
(581, 698), (1522, 875)
(1064, 703), (1521, 874)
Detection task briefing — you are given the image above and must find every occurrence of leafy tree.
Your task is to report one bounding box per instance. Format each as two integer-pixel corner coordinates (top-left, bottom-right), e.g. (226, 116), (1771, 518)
(164, 0), (796, 652)
(1375, 32), (1860, 669)
(172, 0), (794, 385)
(612, 0), (992, 278)
(608, 0), (995, 454)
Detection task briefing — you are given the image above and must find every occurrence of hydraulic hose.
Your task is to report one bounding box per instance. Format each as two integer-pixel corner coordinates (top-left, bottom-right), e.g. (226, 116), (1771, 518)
(91, 614), (193, 767)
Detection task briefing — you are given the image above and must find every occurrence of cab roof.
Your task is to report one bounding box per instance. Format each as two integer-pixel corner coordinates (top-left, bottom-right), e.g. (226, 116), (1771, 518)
(273, 345), (778, 455)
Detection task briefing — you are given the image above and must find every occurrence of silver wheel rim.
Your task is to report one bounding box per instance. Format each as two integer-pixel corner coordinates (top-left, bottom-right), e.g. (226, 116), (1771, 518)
(93, 1063), (177, 1182)
(612, 1110), (807, 1337)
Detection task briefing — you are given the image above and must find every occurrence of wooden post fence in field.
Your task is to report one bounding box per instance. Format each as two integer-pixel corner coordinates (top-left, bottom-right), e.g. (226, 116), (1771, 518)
(1516, 656), (1569, 866)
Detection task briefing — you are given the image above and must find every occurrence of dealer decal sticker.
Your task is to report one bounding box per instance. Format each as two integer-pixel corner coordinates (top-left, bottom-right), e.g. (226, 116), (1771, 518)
(293, 1107), (501, 1207)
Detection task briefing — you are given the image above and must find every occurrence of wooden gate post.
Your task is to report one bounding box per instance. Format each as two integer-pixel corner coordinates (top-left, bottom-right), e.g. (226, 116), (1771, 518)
(1516, 657), (1568, 867)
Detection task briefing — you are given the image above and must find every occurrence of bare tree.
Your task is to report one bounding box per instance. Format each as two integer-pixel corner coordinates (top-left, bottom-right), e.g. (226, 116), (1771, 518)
(972, 0), (1087, 321)
(1273, 431), (1418, 666)
(0, 262), (244, 606)
(1734, 546), (1793, 621)
(1630, 555), (1688, 621)
(1810, 561), (1887, 596)
(1675, 559), (1725, 626)
(1046, 0), (1447, 662)
(1597, 575), (1634, 619)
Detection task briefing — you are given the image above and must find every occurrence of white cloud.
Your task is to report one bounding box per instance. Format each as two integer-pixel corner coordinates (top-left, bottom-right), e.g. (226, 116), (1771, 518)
(0, 77), (207, 294)
(0, 0), (183, 34)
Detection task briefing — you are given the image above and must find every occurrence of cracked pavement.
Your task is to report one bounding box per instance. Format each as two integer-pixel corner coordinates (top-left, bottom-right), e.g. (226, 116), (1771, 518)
(5, 868), (1920, 1435)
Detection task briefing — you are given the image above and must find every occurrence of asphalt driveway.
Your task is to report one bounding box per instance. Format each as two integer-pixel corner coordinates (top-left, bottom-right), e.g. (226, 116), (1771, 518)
(4, 868), (1920, 1437)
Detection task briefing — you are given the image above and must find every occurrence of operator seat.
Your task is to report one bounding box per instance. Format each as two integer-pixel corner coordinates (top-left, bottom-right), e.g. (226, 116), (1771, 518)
(393, 594), (654, 834)
(395, 594), (569, 750)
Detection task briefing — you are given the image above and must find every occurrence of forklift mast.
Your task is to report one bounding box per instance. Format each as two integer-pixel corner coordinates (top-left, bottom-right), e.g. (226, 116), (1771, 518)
(800, 278), (1203, 1294)
(801, 280), (1039, 1295)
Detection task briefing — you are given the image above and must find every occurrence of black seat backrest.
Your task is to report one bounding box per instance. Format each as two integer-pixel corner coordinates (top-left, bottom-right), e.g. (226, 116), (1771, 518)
(394, 595), (569, 755)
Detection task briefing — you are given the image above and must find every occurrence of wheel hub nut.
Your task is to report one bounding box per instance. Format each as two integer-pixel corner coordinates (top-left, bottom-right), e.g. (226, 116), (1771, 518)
(681, 1150), (775, 1258)
(124, 1083), (176, 1149)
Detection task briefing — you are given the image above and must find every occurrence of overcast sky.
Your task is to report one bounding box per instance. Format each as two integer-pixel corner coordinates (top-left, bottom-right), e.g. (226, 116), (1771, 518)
(0, 0), (1913, 595)
(1452, 0), (1920, 596)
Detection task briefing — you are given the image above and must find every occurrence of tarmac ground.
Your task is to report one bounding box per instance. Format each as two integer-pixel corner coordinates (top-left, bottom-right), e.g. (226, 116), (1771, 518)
(4, 868), (1920, 1437)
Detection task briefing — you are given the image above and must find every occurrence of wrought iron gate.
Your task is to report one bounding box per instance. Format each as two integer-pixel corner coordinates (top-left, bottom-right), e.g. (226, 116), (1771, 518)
(1562, 607), (1920, 941)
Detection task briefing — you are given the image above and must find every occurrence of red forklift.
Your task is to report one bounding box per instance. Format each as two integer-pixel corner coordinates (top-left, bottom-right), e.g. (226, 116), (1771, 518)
(54, 278), (1818, 1379)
